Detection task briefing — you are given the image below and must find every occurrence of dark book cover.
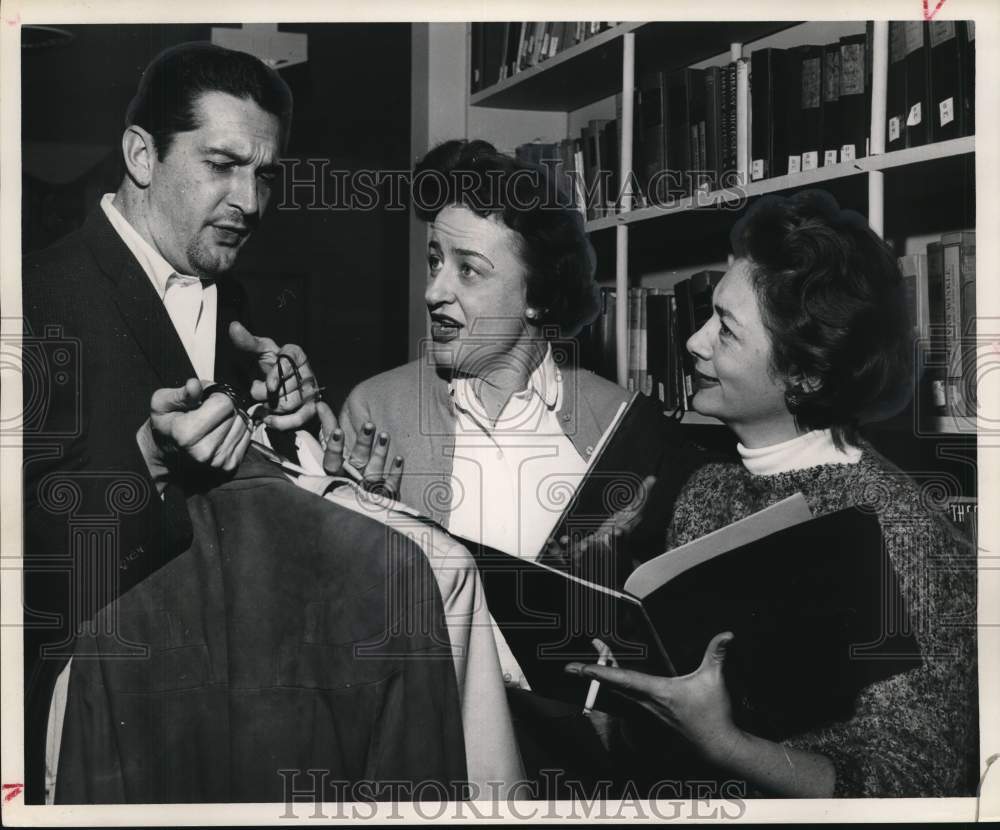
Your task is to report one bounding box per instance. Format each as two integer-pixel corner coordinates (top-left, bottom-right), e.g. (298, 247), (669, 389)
(470, 23), (483, 92)
(750, 48), (786, 180)
(887, 22), (908, 152)
(638, 70), (669, 204)
(673, 278), (696, 404)
(581, 119), (610, 220)
(780, 48), (804, 174)
(685, 68), (708, 191)
(925, 240), (948, 413)
(940, 230), (976, 416)
(903, 21), (930, 147)
(473, 497), (921, 738)
(928, 20), (973, 142)
(838, 33), (868, 162)
(481, 22), (507, 89)
(821, 41), (842, 165)
(597, 286), (618, 382)
(646, 291), (672, 406)
(704, 66), (722, 190)
(967, 22), (976, 135)
(795, 45), (824, 170)
(601, 118), (619, 215)
(722, 62), (739, 182)
(666, 69), (693, 195)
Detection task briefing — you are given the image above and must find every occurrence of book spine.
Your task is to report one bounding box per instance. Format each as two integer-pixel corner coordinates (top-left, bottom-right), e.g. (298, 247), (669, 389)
(667, 70), (692, 195)
(821, 42), (841, 165)
(928, 20), (971, 143)
(903, 21), (929, 148)
(940, 231), (976, 416)
(471, 23), (483, 93)
(600, 288), (618, 382)
(750, 49), (773, 181)
(705, 66), (721, 190)
(887, 22), (908, 151)
(781, 48), (803, 175)
(925, 241), (948, 413)
(646, 292), (670, 405)
(838, 34), (867, 163)
(736, 58), (750, 185)
(798, 46), (823, 171)
(640, 287), (649, 395)
(673, 279), (696, 406)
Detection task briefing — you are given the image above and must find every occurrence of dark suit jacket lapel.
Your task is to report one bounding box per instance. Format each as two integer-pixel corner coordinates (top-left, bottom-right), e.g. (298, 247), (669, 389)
(82, 208), (196, 389)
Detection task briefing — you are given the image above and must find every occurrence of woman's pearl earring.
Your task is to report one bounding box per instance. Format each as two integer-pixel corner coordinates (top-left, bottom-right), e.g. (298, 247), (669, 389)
(526, 307), (547, 321)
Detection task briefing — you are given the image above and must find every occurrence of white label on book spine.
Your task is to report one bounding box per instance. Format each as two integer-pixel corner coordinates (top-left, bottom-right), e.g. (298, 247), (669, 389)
(801, 151), (818, 171)
(889, 117), (901, 142)
(841, 145), (856, 163)
(788, 156), (801, 174)
(751, 159), (764, 180)
(824, 150), (838, 165)
(907, 102), (922, 126)
(939, 97), (955, 126)
(932, 379), (947, 408)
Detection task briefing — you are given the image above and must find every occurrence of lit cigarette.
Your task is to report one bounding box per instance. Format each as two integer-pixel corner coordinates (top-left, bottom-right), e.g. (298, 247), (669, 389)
(582, 642), (612, 715)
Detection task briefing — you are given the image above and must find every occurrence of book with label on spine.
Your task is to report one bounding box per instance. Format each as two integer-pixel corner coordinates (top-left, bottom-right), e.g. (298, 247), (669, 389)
(821, 41), (841, 165)
(903, 21), (930, 147)
(928, 20), (973, 143)
(925, 241), (948, 413)
(795, 45), (823, 172)
(838, 33), (867, 163)
(638, 70), (669, 205)
(704, 66), (722, 190)
(940, 230), (976, 417)
(887, 22), (908, 151)
(750, 49), (788, 180)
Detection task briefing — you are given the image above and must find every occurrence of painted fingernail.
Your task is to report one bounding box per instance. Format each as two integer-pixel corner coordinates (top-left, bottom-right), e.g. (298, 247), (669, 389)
(331, 428), (343, 442)
(378, 433), (388, 446)
(564, 664), (583, 675)
(363, 422), (374, 434)
(393, 456), (403, 467)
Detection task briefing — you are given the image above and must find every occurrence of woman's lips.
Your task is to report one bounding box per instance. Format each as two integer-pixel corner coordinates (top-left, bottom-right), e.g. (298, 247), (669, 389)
(694, 371), (719, 389)
(431, 322), (461, 342)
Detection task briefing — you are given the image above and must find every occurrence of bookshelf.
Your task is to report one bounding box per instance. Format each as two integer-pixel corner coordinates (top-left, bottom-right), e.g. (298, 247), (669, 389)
(412, 20), (977, 439)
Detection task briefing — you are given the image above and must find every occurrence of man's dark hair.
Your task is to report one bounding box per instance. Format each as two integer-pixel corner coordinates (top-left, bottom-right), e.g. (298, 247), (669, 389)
(412, 138), (599, 337)
(731, 189), (914, 447)
(125, 41), (293, 159)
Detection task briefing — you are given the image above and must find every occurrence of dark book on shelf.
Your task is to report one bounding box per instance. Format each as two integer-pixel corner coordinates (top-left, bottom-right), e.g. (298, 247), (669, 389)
(586, 286), (617, 382)
(704, 66), (723, 190)
(473, 493), (921, 738)
(638, 69), (669, 204)
(794, 44), (824, 171)
(666, 69), (693, 195)
(928, 20), (974, 143)
(940, 230), (976, 417)
(838, 33), (868, 162)
(750, 48), (789, 180)
(581, 119), (610, 220)
(925, 240), (948, 414)
(821, 41), (842, 165)
(602, 117), (619, 214)
(470, 23), (483, 92)
(481, 22), (507, 90)
(722, 62), (738, 183)
(645, 290), (676, 409)
(887, 22), (908, 152)
(898, 252), (931, 348)
(781, 48), (805, 175)
(903, 21), (930, 148)
(687, 69), (708, 191)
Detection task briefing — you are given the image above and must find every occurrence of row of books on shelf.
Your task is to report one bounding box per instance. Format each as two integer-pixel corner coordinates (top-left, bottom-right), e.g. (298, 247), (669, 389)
(577, 270), (724, 411)
(579, 229), (976, 421)
(902, 228), (976, 419)
(508, 20), (974, 219)
(470, 22), (618, 92)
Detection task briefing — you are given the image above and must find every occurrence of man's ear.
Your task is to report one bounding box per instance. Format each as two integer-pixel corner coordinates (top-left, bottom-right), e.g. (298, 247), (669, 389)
(121, 125), (156, 188)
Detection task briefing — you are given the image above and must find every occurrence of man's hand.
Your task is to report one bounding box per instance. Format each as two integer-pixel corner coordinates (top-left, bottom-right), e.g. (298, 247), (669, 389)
(230, 320), (318, 431)
(316, 402), (404, 498)
(137, 378), (252, 492)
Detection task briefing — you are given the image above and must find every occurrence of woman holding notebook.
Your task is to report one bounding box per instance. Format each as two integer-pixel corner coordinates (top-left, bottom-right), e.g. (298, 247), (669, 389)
(567, 190), (978, 797)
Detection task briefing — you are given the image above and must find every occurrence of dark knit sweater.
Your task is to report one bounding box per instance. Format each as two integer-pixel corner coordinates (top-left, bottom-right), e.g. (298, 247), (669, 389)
(667, 446), (978, 797)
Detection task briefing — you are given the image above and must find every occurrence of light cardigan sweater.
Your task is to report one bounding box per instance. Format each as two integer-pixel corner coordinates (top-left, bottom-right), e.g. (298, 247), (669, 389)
(667, 441), (978, 797)
(339, 353), (630, 528)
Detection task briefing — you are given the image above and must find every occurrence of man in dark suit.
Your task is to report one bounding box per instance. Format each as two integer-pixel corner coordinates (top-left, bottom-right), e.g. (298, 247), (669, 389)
(21, 42), (324, 801)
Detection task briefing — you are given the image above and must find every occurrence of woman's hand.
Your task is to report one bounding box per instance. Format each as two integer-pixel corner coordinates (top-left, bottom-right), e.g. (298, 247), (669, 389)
(316, 402), (404, 498)
(546, 474), (656, 581)
(565, 631), (740, 764)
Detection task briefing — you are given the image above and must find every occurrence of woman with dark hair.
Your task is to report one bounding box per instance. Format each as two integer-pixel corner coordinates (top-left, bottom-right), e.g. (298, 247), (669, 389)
(566, 190), (978, 797)
(340, 139), (633, 559)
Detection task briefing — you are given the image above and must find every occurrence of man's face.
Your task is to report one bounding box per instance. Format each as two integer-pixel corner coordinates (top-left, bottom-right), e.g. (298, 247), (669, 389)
(144, 91), (282, 277)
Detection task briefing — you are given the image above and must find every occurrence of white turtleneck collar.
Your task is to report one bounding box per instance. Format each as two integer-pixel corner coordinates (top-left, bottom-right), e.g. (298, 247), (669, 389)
(737, 428), (862, 476)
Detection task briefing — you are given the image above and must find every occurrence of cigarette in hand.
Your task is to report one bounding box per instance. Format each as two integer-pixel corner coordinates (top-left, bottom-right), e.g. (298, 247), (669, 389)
(582, 640), (613, 715)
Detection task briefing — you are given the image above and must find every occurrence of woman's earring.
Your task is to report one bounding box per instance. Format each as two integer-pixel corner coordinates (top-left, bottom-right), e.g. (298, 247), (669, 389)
(525, 307), (547, 322)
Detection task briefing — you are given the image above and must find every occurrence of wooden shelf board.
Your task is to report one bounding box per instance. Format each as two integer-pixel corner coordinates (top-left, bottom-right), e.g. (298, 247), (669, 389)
(470, 21), (796, 111)
(586, 136), (976, 232)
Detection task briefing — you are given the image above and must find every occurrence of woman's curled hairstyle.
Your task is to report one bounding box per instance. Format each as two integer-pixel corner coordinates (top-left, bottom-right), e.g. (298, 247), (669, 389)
(731, 190), (913, 446)
(412, 139), (599, 336)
